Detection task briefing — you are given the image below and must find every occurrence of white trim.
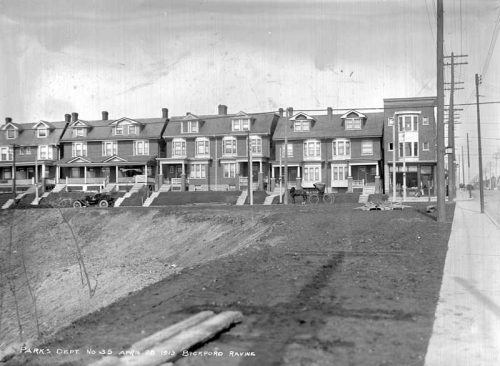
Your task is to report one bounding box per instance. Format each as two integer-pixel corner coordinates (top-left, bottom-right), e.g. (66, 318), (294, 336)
(103, 155), (127, 163)
(340, 110), (366, 119)
(394, 110), (422, 115)
(289, 112), (316, 121)
(1, 122), (19, 131)
(67, 156), (91, 164)
(109, 117), (143, 126)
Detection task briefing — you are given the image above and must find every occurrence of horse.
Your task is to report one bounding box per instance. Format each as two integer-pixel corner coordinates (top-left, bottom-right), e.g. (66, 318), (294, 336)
(289, 187), (308, 204)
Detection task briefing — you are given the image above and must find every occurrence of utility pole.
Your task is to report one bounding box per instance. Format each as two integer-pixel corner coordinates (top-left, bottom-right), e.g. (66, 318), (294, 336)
(467, 132), (470, 184)
(461, 145), (465, 188)
(284, 108), (290, 205)
(444, 52), (468, 201)
(392, 115), (397, 203)
(475, 73), (485, 213)
(247, 130), (253, 205)
(436, 0), (446, 222)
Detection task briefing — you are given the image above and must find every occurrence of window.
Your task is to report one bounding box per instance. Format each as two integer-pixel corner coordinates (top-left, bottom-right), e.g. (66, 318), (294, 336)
(222, 162), (237, 178)
(280, 143), (293, 158)
(172, 138), (185, 157)
(397, 115), (418, 131)
(422, 117), (429, 125)
(303, 140), (321, 159)
(293, 120), (310, 132)
(332, 139), (350, 158)
(196, 138), (210, 156)
(232, 119), (250, 132)
(128, 125), (137, 134)
(6, 129), (16, 139)
(37, 128), (48, 138)
(102, 141), (118, 156)
(25, 147), (32, 155)
(190, 164), (207, 179)
(388, 142), (394, 151)
(361, 140), (373, 155)
(134, 140), (150, 155)
(332, 164), (348, 181)
(222, 137), (237, 156)
(0, 147), (13, 161)
(38, 145), (52, 160)
(72, 142), (87, 157)
(249, 136), (262, 155)
(388, 117), (394, 126)
(399, 142), (418, 157)
(182, 121), (199, 133)
(115, 125), (123, 135)
(303, 166), (321, 182)
(345, 118), (361, 130)
(74, 127), (86, 137)
(423, 141), (429, 151)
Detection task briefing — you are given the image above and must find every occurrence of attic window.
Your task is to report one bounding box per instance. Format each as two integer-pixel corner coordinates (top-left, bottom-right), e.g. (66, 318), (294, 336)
(293, 120), (310, 132)
(37, 128), (48, 138)
(232, 119), (249, 132)
(345, 118), (361, 130)
(182, 121), (199, 133)
(74, 127), (86, 137)
(115, 125), (123, 135)
(6, 129), (16, 139)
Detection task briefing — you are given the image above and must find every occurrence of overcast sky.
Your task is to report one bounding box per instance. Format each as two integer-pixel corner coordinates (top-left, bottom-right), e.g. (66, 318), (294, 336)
(0, 0), (499, 177)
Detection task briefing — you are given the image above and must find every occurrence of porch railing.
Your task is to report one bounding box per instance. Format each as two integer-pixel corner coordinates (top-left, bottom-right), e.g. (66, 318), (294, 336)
(239, 176), (248, 186)
(352, 179), (365, 188)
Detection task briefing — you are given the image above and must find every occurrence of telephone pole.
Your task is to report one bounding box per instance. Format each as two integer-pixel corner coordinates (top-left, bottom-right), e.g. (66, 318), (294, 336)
(461, 145), (465, 187)
(284, 108), (290, 205)
(436, 0), (446, 222)
(467, 133), (470, 183)
(444, 52), (467, 201)
(11, 144), (17, 199)
(475, 73), (485, 213)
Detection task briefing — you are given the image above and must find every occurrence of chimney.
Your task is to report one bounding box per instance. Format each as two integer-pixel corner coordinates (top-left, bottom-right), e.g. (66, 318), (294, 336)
(71, 112), (79, 122)
(278, 108), (284, 117)
(162, 108), (169, 119)
(64, 114), (71, 123)
(5, 117), (12, 124)
(286, 107), (293, 118)
(218, 104), (228, 115)
(102, 111), (109, 120)
(186, 112), (191, 116)
(327, 107), (333, 116)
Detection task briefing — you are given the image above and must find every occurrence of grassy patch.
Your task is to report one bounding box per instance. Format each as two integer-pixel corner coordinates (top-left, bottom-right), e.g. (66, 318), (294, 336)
(152, 191), (241, 205)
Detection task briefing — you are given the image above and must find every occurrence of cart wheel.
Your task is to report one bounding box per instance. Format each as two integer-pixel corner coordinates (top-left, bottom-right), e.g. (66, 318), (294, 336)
(73, 201), (82, 208)
(323, 194), (333, 204)
(99, 200), (109, 207)
(309, 194), (319, 204)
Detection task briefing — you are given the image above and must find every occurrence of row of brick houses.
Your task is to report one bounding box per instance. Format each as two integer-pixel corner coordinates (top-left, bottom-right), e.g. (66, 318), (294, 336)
(0, 96), (438, 196)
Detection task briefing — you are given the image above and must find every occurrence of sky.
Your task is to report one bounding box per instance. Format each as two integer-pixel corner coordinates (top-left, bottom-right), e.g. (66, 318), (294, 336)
(0, 0), (499, 178)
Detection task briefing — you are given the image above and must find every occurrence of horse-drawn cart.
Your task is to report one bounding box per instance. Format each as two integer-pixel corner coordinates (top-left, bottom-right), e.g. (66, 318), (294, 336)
(289, 182), (333, 204)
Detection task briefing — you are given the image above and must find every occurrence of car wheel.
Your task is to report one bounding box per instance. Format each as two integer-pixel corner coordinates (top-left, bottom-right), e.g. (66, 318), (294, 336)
(309, 195), (319, 204)
(324, 194), (333, 204)
(99, 200), (109, 207)
(73, 201), (82, 208)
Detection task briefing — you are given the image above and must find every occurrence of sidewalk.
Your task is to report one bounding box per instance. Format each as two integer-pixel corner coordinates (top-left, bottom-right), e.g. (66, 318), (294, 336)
(425, 192), (500, 365)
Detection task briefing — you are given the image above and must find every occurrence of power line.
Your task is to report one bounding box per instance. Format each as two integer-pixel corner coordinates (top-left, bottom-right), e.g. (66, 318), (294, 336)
(481, 6), (500, 79)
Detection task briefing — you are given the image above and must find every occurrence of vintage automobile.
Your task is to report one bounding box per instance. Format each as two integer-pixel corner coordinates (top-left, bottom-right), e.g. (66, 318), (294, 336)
(72, 193), (115, 208)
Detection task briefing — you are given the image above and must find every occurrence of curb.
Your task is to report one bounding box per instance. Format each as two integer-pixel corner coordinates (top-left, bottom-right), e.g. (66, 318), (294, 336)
(484, 209), (500, 230)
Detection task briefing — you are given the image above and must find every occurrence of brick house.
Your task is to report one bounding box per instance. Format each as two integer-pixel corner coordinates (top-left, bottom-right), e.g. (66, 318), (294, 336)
(271, 107), (384, 193)
(56, 110), (168, 190)
(158, 105), (279, 191)
(383, 97), (437, 196)
(0, 116), (69, 190)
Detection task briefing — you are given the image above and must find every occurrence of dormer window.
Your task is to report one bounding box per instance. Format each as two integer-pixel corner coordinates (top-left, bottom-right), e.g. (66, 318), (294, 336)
(37, 128), (48, 138)
(293, 120), (310, 132)
(115, 125), (123, 135)
(345, 118), (362, 130)
(74, 127), (86, 137)
(232, 119), (250, 132)
(182, 121), (199, 133)
(6, 129), (16, 139)
(128, 125), (137, 134)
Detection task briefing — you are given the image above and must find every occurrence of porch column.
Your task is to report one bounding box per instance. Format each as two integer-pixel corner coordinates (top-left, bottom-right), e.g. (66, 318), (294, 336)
(84, 166), (87, 184)
(56, 166), (60, 184)
(159, 163), (163, 175)
(115, 165), (119, 184)
(144, 164), (148, 184)
(296, 166), (302, 190)
(347, 165), (353, 192)
(374, 163), (381, 194)
(258, 161), (263, 191)
(181, 163), (186, 191)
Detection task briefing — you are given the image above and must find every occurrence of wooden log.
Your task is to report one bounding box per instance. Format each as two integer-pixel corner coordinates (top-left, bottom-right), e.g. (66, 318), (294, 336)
(120, 311), (243, 366)
(129, 311), (214, 352)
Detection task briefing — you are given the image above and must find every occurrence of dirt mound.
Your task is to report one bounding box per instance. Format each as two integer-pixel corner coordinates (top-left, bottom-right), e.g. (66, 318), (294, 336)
(0, 207), (272, 354)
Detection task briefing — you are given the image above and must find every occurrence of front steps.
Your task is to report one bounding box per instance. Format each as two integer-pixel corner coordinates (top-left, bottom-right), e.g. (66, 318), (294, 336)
(236, 191), (248, 205)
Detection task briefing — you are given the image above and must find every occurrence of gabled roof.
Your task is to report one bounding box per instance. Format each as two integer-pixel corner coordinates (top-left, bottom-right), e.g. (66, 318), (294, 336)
(60, 117), (167, 142)
(289, 112), (316, 121)
(1, 122), (22, 130)
(69, 120), (92, 128)
(103, 155), (128, 163)
(0, 121), (68, 146)
(109, 117), (144, 126)
(340, 110), (366, 119)
(163, 112), (278, 137)
(183, 113), (201, 121)
(67, 156), (92, 164)
(33, 120), (55, 129)
(273, 112), (384, 140)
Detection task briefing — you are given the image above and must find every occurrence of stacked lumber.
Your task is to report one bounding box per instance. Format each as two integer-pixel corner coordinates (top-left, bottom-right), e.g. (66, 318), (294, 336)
(88, 311), (243, 366)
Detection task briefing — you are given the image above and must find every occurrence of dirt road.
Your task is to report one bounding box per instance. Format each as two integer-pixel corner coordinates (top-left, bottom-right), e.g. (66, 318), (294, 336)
(2, 203), (454, 366)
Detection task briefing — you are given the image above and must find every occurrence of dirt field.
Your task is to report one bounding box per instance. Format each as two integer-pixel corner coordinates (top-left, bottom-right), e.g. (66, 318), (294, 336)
(0, 202), (454, 366)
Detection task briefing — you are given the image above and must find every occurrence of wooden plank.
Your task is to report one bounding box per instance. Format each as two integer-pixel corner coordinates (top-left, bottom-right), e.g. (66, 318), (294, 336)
(130, 311), (214, 353)
(120, 311), (243, 366)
